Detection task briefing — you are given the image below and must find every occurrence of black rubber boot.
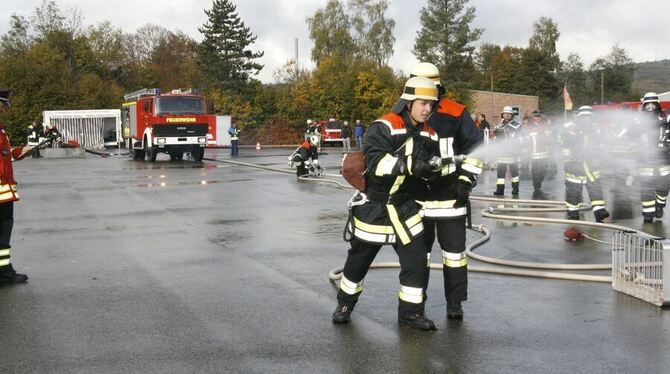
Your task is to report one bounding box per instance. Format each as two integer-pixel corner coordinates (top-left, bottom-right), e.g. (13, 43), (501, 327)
(332, 304), (352, 324)
(398, 312), (437, 331)
(0, 264), (28, 284)
(656, 204), (664, 218)
(493, 186), (504, 196)
(643, 213), (654, 223)
(511, 182), (519, 196)
(594, 209), (610, 223)
(447, 303), (464, 320)
(567, 211), (579, 220)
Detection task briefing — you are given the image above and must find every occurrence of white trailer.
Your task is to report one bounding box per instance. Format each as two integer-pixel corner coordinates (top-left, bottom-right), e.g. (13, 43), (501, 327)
(42, 109), (122, 149)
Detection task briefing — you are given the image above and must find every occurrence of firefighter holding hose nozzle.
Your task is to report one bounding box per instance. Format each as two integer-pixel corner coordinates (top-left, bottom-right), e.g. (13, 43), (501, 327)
(290, 135), (322, 178)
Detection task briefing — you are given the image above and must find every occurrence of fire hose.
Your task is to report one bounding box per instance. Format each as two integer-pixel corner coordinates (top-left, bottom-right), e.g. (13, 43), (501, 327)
(201, 156), (656, 285)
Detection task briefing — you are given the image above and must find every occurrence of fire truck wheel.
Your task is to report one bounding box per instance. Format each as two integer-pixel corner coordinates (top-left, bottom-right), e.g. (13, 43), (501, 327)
(169, 151), (184, 161)
(133, 149), (145, 160)
(146, 146), (157, 162)
(192, 147), (204, 162)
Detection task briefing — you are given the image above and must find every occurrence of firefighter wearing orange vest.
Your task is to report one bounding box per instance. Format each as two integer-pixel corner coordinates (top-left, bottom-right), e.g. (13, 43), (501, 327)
(0, 88), (32, 284)
(332, 77), (441, 331)
(290, 135), (321, 178)
(409, 63), (484, 319)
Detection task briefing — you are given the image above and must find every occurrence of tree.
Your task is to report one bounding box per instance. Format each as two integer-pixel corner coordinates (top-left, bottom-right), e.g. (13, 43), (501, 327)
(473, 43), (501, 89)
(560, 53), (589, 106)
(413, 0), (483, 100)
(348, 0), (395, 66)
(588, 44), (635, 103)
(307, 0), (355, 64)
(528, 17), (560, 72)
(197, 0), (264, 90)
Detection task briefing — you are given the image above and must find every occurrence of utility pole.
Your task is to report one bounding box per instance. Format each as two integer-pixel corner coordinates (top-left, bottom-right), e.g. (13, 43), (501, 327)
(490, 70), (494, 121)
(295, 38), (299, 80)
(600, 70), (605, 105)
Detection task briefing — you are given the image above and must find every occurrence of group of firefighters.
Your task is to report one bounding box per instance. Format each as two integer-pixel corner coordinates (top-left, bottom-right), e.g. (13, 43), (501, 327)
(308, 63), (670, 331)
(489, 92), (670, 223)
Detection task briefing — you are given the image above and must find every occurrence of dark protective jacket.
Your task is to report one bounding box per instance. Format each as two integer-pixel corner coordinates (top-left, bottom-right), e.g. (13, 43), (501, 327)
(523, 116), (551, 160)
(493, 118), (522, 163)
(351, 111), (436, 245)
(341, 125), (351, 139)
(634, 111), (670, 181)
(417, 99), (484, 219)
(294, 140), (318, 164)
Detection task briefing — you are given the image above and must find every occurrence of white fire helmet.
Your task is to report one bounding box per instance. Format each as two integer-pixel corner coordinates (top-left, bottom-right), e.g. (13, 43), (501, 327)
(410, 62), (441, 86)
(400, 77), (438, 102)
(306, 119), (313, 125)
(576, 105), (592, 117)
(501, 106), (514, 115)
(309, 135), (319, 145)
(642, 92), (661, 112)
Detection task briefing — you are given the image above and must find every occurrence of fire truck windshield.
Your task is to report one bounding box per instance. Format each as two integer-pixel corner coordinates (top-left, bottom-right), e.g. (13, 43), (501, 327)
(156, 97), (206, 115)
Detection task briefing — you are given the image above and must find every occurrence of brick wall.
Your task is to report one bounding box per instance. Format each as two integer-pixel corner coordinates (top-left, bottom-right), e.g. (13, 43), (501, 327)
(469, 90), (539, 125)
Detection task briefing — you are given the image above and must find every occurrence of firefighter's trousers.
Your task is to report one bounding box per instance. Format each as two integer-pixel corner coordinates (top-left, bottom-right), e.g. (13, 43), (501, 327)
(337, 236), (427, 317)
(423, 217), (467, 304)
(496, 161), (519, 190)
(638, 165), (670, 216)
(295, 163), (309, 178)
(531, 158), (548, 190)
(0, 202), (14, 271)
(564, 161), (606, 215)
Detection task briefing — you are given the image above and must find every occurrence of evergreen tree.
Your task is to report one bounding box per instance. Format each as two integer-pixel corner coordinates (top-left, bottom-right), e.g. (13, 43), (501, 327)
(413, 0), (483, 101)
(197, 0), (264, 90)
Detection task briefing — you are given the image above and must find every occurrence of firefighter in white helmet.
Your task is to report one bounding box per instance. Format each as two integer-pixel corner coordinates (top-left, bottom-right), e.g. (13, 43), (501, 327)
(492, 106), (522, 195)
(410, 62), (483, 320)
(332, 76), (440, 331)
(290, 135), (321, 178)
(561, 105), (610, 222)
(636, 92), (670, 222)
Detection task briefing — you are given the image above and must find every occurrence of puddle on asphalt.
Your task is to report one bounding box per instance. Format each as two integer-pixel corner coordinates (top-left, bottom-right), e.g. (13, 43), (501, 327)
(134, 179), (252, 188)
(207, 219), (250, 225)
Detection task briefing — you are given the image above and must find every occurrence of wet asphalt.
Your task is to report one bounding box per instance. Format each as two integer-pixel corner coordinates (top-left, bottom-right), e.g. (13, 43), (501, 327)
(1, 147), (669, 373)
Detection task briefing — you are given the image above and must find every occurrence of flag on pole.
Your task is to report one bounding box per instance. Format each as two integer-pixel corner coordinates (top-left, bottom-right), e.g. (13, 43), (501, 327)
(563, 85), (573, 111)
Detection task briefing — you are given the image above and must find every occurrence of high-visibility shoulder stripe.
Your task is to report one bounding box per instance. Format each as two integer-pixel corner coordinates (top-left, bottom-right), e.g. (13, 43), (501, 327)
(436, 98), (466, 117)
(379, 112), (405, 129)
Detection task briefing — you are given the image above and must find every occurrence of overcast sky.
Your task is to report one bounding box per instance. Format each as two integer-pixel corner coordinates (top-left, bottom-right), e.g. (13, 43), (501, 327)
(2, 0), (669, 83)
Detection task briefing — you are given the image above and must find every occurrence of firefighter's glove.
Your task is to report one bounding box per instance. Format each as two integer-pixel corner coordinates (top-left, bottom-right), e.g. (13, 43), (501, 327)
(453, 181), (472, 209)
(427, 156), (443, 171)
(412, 159), (436, 178)
(315, 164), (323, 171)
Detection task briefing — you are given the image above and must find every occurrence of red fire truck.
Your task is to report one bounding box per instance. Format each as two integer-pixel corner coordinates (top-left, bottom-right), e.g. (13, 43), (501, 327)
(122, 88), (215, 162)
(317, 119), (345, 146)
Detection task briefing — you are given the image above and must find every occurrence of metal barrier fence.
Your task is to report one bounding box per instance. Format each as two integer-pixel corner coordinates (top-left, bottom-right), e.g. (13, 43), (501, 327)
(49, 117), (105, 148)
(612, 231), (670, 306)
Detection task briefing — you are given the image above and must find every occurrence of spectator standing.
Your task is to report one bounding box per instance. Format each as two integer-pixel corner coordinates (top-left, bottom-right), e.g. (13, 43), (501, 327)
(341, 121), (352, 153)
(354, 120), (365, 149)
